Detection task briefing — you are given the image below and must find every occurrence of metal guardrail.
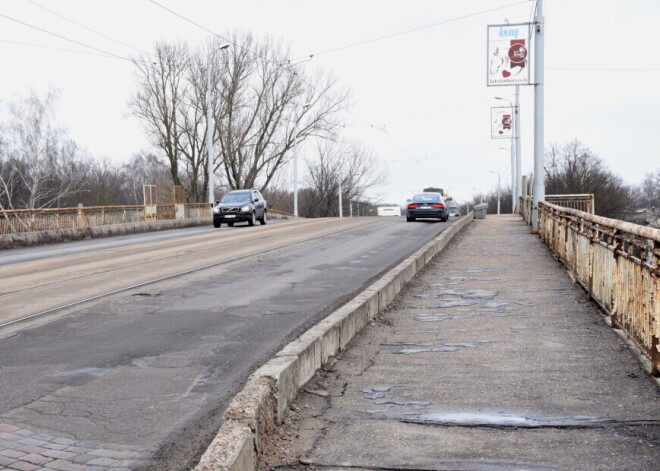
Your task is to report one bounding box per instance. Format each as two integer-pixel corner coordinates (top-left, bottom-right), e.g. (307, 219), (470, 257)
(539, 200), (660, 374)
(520, 194), (594, 225)
(0, 204), (293, 236)
(0, 206), (146, 235)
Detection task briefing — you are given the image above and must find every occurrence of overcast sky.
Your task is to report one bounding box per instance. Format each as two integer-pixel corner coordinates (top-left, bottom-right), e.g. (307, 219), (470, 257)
(1, 0), (658, 205)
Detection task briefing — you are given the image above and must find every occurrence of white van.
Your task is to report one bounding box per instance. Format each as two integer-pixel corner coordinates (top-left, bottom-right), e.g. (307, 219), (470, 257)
(377, 206), (402, 217)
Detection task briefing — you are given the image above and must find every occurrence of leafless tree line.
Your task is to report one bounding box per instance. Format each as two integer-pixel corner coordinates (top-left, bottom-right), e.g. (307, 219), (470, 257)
(0, 89), (173, 210)
(1, 32), (388, 215)
(469, 139), (659, 220)
(129, 33), (350, 203)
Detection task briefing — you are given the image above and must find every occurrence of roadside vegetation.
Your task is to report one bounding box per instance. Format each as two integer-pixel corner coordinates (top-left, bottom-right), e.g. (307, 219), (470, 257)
(469, 140), (659, 222)
(0, 34), (656, 221)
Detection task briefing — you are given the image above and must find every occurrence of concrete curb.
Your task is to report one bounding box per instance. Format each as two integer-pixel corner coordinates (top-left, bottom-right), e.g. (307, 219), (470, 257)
(193, 214), (474, 471)
(1, 213), (293, 250)
(0, 218), (211, 250)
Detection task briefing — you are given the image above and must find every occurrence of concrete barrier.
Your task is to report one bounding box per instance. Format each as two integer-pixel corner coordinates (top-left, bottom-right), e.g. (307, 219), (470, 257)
(0, 218), (213, 250)
(193, 213), (474, 471)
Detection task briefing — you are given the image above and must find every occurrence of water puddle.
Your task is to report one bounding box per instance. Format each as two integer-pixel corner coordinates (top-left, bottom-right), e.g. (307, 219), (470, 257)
(361, 385), (406, 399)
(415, 289), (499, 300)
(383, 340), (504, 355)
(49, 367), (110, 385)
(53, 367), (108, 378)
(411, 300), (532, 310)
(511, 326), (596, 337)
(416, 312), (532, 322)
(402, 411), (610, 428)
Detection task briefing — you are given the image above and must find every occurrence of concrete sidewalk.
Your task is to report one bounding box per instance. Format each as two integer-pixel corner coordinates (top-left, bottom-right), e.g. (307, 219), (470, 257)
(261, 215), (660, 471)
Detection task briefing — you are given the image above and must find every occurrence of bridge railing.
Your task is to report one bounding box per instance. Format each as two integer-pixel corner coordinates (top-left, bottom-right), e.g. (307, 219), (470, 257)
(0, 205), (146, 235)
(0, 204), (293, 236)
(539, 201), (660, 374)
(520, 193), (594, 224)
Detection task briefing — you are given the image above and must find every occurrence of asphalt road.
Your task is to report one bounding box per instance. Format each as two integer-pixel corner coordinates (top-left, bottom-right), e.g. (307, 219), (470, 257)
(0, 216), (455, 471)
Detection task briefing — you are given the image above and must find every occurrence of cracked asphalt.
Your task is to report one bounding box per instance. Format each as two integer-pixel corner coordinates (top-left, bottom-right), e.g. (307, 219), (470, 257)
(261, 215), (660, 471)
(1, 217), (457, 471)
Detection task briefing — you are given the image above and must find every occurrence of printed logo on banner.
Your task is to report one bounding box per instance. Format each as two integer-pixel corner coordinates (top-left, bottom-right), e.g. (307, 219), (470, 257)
(487, 24), (531, 86)
(491, 107), (514, 139)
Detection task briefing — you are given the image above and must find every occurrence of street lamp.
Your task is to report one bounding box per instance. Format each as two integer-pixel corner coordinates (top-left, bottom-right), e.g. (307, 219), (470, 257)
(495, 91), (520, 212)
(292, 103), (311, 217)
(206, 43), (230, 205)
(489, 171), (501, 215)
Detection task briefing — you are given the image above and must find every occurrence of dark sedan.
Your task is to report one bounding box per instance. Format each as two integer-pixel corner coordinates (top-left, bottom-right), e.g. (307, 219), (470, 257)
(406, 192), (449, 222)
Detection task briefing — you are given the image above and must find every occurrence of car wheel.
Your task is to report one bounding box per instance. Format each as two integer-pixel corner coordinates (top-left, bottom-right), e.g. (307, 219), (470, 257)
(248, 213), (256, 226)
(227, 222), (234, 227)
(213, 220), (221, 228)
(259, 211), (267, 225)
(407, 216), (415, 222)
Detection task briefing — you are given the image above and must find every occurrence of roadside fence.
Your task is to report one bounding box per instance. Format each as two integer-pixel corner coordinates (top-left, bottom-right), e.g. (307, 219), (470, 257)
(539, 200), (660, 375)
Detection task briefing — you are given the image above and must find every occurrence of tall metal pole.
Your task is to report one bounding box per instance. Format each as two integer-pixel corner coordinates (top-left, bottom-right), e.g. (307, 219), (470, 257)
(532, 0), (545, 230)
(206, 65), (214, 205)
(338, 174), (343, 218)
(514, 85), (521, 213)
(293, 153), (299, 216)
(510, 128), (515, 212)
(497, 173), (501, 215)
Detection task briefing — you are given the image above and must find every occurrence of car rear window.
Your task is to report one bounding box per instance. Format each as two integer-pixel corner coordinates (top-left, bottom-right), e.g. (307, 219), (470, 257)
(412, 193), (441, 203)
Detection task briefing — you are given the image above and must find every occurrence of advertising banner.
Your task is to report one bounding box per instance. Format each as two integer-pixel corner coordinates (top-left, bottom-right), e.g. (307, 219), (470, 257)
(487, 23), (531, 86)
(491, 106), (513, 139)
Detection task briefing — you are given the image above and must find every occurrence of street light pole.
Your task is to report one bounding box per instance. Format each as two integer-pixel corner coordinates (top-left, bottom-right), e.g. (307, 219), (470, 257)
(338, 171), (343, 218)
(206, 64), (214, 205)
(532, 0), (545, 231)
(514, 85), (521, 212)
(489, 171), (501, 215)
(206, 44), (229, 206)
(495, 96), (516, 212)
(292, 104), (310, 217)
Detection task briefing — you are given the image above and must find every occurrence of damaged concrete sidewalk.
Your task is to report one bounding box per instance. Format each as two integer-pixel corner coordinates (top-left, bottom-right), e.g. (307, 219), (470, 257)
(261, 215), (660, 471)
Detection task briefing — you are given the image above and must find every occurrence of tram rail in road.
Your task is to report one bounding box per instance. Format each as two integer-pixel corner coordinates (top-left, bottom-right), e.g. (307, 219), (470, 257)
(0, 218), (381, 331)
(0, 215), (455, 471)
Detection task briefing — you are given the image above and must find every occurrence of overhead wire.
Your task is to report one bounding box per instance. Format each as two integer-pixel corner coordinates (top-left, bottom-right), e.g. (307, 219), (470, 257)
(290, 0), (531, 61)
(0, 11), (129, 61)
(0, 38), (122, 58)
(28, 0), (150, 55)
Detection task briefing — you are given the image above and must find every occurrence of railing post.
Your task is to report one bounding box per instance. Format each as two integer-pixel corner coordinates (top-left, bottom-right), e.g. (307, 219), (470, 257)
(652, 336), (659, 376)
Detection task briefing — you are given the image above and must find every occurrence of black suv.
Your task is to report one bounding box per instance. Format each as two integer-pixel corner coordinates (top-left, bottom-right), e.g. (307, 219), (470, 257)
(212, 189), (267, 227)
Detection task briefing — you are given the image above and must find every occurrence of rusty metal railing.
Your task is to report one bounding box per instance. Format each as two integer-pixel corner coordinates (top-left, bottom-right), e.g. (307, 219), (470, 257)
(539, 201), (660, 374)
(0, 206), (145, 235)
(520, 194), (594, 224)
(0, 204), (294, 236)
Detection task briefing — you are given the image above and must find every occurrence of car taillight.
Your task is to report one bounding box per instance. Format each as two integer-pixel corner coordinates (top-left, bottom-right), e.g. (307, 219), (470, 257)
(433, 204), (445, 208)
(408, 204), (418, 209)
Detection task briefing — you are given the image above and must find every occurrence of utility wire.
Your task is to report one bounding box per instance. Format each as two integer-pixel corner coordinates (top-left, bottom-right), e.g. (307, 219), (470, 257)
(290, 0), (530, 61)
(28, 0), (150, 55)
(0, 11), (128, 60)
(549, 67), (660, 72)
(0, 38), (121, 58)
(385, 100), (491, 126)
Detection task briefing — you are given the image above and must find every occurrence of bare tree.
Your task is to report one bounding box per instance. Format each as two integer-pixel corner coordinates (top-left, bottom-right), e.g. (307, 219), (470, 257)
(0, 89), (88, 210)
(129, 43), (193, 196)
(545, 140), (632, 218)
(214, 33), (350, 192)
(303, 142), (385, 217)
(635, 168), (660, 209)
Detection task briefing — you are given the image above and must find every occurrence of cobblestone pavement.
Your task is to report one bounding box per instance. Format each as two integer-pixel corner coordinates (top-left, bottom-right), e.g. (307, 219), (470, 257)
(0, 424), (152, 471)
